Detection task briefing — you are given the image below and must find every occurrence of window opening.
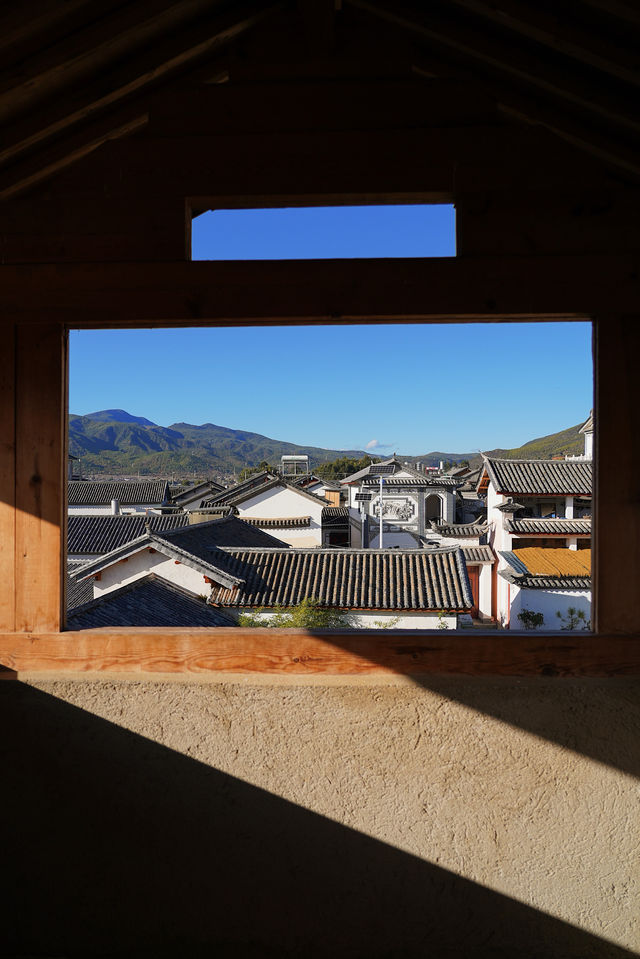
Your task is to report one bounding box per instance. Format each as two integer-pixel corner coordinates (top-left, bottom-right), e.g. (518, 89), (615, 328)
(192, 204), (456, 259)
(68, 319), (593, 632)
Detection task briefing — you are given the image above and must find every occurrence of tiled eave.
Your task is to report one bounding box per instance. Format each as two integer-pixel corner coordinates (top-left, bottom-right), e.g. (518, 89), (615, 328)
(506, 518), (591, 535)
(241, 517), (311, 528)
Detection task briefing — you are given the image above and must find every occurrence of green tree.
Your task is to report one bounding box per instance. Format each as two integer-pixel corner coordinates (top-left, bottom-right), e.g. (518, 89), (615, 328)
(556, 607), (591, 630)
(315, 455), (380, 481)
(238, 460), (275, 482)
(238, 597), (352, 628)
(517, 609), (544, 630)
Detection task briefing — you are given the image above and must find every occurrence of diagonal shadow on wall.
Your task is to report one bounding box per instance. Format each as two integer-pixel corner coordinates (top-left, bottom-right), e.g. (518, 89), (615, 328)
(406, 672), (640, 780)
(1, 681), (635, 959)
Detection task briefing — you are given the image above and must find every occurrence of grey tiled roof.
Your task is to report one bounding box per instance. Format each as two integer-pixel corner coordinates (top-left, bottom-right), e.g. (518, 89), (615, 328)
(505, 517), (591, 535)
(340, 457), (404, 484)
(495, 499), (527, 513)
(68, 513), (189, 555)
(189, 505), (237, 517)
(321, 507), (350, 525)
(363, 476), (433, 488)
(203, 471), (276, 506)
(430, 520), (488, 537)
(155, 516), (290, 551)
(294, 475), (341, 491)
(241, 516), (311, 528)
(460, 545), (495, 563)
(66, 561), (94, 610)
(68, 480), (170, 506)
(500, 571), (591, 590)
(67, 575), (236, 628)
(482, 458), (592, 495)
(209, 546), (472, 611)
(170, 480), (225, 506)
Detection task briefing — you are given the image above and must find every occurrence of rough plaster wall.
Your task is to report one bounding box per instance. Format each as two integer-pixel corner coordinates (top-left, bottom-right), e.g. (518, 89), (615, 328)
(2, 676), (638, 958)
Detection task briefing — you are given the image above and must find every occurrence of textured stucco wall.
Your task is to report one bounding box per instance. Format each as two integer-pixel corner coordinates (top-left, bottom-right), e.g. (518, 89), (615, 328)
(2, 675), (638, 958)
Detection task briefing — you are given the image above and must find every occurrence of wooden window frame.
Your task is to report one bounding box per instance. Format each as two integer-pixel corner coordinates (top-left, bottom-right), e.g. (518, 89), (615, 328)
(0, 249), (639, 678)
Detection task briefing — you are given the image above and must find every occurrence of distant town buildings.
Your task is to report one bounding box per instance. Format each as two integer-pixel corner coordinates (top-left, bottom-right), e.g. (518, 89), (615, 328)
(66, 413), (593, 630)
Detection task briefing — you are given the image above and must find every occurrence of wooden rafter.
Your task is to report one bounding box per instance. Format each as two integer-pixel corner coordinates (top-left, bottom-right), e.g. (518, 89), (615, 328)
(441, 0), (640, 88)
(0, 0), (281, 189)
(347, 0), (640, 179)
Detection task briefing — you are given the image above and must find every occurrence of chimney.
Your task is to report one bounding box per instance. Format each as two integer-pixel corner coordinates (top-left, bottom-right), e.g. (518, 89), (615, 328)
(111, 499), (120, 515)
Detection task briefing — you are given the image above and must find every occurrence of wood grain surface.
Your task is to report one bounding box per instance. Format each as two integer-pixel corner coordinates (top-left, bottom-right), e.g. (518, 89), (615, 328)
(0, 630), (638, 678)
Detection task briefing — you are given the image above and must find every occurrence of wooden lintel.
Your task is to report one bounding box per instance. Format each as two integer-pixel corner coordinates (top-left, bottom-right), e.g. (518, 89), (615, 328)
(0, 256), (636, 324)
(0, 630), (639, 678)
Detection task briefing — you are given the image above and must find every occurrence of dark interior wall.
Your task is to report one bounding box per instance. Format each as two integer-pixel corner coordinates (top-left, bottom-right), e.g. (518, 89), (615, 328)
(2, 676), (638, 959)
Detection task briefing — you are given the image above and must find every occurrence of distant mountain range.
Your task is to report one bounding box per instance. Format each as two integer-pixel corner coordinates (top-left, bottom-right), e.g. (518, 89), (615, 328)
(69, 409), (586, 478)
(68, 411), (368, 478)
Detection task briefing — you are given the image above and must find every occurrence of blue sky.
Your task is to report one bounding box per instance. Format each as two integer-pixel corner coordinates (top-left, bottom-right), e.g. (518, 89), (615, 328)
(69, 205), (593, 455)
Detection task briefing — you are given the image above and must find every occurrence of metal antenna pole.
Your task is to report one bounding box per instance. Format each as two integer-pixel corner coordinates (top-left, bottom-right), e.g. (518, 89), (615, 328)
(379, 474), (383, 549)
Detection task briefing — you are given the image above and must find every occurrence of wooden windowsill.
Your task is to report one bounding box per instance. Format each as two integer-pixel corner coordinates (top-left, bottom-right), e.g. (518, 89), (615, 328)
(1, 630), (639, 679)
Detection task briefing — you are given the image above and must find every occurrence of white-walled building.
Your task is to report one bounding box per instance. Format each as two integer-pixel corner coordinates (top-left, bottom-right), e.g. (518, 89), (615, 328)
(477, 456), (592, 626)
(205, 474), (348, 547)
(68, 480), (171, 515)
(499, 547), (591, 630)
(72, 516), (288, 601)
(430, 520), (494, 621)
(340, 457), (461, 549)
(72, 529), (475, 629)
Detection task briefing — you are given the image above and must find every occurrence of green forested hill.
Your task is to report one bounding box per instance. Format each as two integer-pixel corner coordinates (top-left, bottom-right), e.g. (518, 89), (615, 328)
(69, 410), (587, 478)
(69, 411), (368, 478)
(482, 423), (584, 462)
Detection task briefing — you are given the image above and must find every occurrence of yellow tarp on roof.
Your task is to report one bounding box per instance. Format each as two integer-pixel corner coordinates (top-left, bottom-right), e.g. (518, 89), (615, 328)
(512, 547), (591, 577)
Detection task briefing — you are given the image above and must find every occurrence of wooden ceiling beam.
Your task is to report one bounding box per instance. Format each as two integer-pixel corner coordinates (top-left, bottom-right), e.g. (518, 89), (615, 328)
(347, 1), (640, 138)
(0, 0), (105, 64)
(408, 55), (640, 183)
(442, 0), (640, 88)
(0, 0), (217, 117)
(0, 113), (149, 203)
(577, 0), (640, 30)
(0, 1), (280, 171)
(0, 256), (635, 324)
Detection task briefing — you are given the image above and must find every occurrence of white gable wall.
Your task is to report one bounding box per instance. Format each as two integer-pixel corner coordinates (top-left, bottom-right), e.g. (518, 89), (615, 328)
(89, 549), (213, 600)
(486, 486), (513, 624)
(235, 485), (325, 547)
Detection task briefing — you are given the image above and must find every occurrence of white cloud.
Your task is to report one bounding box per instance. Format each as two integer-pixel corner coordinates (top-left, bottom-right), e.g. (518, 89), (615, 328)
(366, 439), (393, 450)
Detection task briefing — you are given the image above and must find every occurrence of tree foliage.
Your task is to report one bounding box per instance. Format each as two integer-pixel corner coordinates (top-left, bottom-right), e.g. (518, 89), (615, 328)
(314, 455), (380, 480)
(238, 597), (352, 629)
(556, 606), (591, 630)
(517, 609), (545, 630)
(238, 460), (276, 482)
